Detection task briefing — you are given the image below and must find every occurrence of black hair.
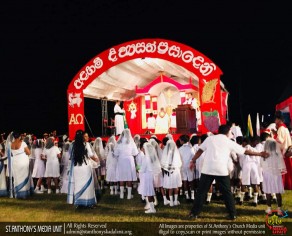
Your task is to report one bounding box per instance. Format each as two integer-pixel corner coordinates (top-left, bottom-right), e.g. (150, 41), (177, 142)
(250, 136), (261, 147)
(12, 131), (21, 139)
(200, 134), (208, 143)
(218, 125), (231, 135)
(260, 132), (270, 142)
(236, 136), (243, 145)
(73, 130), (87, 166)
(179, 134), (190, 144)
(102, 140), (107, 149)
(176, 138), (182, 148)
(190, 135), (200, 146)
(162, 137), (169, 146)
(139, 137), (148, 149)
(242, 137), (250, 145)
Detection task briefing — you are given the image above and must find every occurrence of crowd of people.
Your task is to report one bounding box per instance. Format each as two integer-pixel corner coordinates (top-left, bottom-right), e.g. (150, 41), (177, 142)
(0, 111), (291, 220)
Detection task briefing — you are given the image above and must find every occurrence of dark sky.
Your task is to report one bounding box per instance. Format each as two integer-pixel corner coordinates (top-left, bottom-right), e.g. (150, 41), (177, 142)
(1, 1), (291, 138)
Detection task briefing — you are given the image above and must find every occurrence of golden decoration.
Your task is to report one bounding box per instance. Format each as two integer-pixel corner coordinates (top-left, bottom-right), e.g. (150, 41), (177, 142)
(128, 101), (137, 111)
(202, 79), (218, 104)
(268, 214), (282, 225)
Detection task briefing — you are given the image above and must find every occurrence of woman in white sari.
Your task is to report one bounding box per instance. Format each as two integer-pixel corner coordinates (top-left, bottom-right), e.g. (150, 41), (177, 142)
(8, 131), (32, 199)
(67, 130), (99, 208)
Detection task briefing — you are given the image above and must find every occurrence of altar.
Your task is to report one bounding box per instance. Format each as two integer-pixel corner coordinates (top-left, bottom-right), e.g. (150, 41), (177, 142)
(123, 74), (228, 135)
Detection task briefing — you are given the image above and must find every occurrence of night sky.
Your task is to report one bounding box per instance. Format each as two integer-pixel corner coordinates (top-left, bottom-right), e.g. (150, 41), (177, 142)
(2, 1), (291, 138)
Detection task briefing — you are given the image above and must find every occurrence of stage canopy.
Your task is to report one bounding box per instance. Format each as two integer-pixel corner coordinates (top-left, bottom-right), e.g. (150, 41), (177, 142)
(83, 57), (227, 101)
(67, 38), (228, 139)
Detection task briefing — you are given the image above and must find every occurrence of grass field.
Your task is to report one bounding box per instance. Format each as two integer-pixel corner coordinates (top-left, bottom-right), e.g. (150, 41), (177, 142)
(0, 188), (291, 223)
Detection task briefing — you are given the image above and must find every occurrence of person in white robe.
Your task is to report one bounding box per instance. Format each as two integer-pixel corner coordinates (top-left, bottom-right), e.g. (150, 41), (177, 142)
(160, 139), (182, 206)
(114, 100), (125, 136)
(139, 142), (161, 213)
(114, 129), (138, 199)
(105, 135), (118, 195)
(261, 138), (287, 215)
(178, 134), (196, 200)
(149, 138), (169, 205)
(155, 108), (170, 134)
(43, 137), (61, 194)
(60, 140), (71, 194)
(147, 113), (156, 134)
(85, 134), (100, 196)
(93, 137), (106, 190)
(32, 139), (47, 193)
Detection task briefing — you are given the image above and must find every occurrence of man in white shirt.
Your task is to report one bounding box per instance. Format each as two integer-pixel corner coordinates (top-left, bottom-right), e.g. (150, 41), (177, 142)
(188, 125), (269, 220)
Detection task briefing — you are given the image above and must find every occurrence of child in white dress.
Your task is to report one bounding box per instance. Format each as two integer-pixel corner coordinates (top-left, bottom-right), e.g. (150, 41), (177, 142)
(137, 138), (148, 206)
(93, 137), (105, 190)
(178, 134), (196, 200)
(114, 129), (138, 199)
(60, 140), (71, 194)
(261, 138), (287, 215)
(160, 139), (182, 206)
(32, 139), (46, 193)
(105, 135), (118, 195)
(149, 138), (168, 205)
(43, 137), (61, 194)
(139, 142), (161, 213)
